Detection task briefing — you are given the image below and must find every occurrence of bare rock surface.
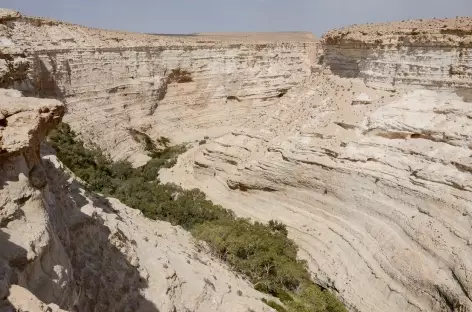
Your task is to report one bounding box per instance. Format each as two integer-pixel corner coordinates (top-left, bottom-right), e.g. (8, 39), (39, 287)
(0, 8), (21, 22)
(0, 89), (273, 312)
(6, 285), (67, 312)
(0, 10), (317, 165)
(322, 17), (472, 95)
(162, 19), (472, 311)
(1, 9), (472, 312)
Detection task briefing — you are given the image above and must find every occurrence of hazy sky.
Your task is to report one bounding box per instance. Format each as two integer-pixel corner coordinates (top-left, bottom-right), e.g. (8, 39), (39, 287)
(2, 0), (471, 36)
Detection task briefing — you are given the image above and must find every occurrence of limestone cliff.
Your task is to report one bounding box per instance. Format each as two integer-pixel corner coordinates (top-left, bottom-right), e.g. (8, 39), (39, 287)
(0, 89), (274, 311)
(0, 9), (316, 165)
(2, 8), (472, 312)
(161, 18), (472, 312)
(322, 17), (472, 98)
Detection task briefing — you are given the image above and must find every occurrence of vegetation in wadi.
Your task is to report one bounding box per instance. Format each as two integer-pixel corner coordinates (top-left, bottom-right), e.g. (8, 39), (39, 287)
(49, 122), (346, 312)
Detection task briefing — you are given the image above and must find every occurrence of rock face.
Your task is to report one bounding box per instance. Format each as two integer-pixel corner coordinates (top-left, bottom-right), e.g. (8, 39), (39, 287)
(2, 9), (472, 312)
(0, 90), (74, 311)
(163, 80), (472, 312)
(161, 18), (472, 312)
(322, 17), (472, 98)
(0, 89), (274, 312)
(0, 10), (317, 165)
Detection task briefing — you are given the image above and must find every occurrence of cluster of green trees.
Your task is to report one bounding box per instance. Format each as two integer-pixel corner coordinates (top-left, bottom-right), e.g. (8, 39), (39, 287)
(48, 123), (346, 312)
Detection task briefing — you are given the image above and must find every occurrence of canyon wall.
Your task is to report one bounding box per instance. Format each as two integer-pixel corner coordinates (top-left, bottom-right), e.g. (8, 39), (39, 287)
(323, 18), (472, 97)
(1, 9), (317, 165)
(2, 8), (472, 312)
(0, 88), (274, 312)
(161, 18), (472, 312)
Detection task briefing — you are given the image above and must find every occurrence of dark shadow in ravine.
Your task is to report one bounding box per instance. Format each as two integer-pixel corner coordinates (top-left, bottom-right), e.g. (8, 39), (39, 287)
(41, 151), (160, 312)
(0, 230), (27, 312)
(456, 87), (472, 103)
(1, 49), (158, 311)
(0, 155), (21, 191)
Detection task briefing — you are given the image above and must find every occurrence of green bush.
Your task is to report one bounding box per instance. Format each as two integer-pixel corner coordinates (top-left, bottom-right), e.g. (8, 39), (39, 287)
(48, 122), (346, 312)
(157, 136), (171, 147)
(262, 298), (288, 312)
(168, 68), (193, 83)
(193, 218), (308, 295)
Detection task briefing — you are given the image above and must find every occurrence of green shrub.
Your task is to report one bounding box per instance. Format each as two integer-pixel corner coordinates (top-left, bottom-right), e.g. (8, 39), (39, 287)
(168, 68), (193, 83)
(262, 298), (288, 312)
(193, 218), (308, 295)
(128, 128), (157, 153)
(48, 122), (347, 312)
(268, 220), (288, 237)
(157, 136), (171, 147)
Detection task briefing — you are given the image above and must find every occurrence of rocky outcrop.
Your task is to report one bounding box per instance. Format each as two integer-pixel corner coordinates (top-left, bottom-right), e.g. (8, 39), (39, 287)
(322, 17), (472, 100)
(0, 89), (274, 311)
(0, 10), (29, 89)
(162, 71), (472, 312)
(0, 89), (73, 310)
(161, 18), (472, 312)
(2, 9), (472, 312)
(0, 9), (317, 165)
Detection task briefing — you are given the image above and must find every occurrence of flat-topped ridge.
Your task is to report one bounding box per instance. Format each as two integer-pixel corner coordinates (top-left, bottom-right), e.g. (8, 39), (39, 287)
(192, 32), (318, 42)
(0, 9), (316, 47)
(323, 16), (472, 46)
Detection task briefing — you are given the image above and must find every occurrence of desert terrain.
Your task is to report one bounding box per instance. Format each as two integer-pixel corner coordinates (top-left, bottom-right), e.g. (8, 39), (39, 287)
(1, 7), (471, 312)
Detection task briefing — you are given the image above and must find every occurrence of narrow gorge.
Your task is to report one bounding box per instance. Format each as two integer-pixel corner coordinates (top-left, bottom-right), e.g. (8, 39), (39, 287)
(1, 8), (472, 312)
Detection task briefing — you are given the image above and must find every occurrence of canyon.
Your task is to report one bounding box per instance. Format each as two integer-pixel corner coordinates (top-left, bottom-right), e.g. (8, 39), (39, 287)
(0, 88), (274, 312)
(0, 9), (317, 166)
(1, 7), (472, 312)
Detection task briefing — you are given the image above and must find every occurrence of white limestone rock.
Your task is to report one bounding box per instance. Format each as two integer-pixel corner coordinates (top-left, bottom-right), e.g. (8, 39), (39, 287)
(2, 10), (472, 312)
(0, 9), (21, 22)
(352, 92), (372, 105)
(0, 89), (274, 312)
(162, 74), (472, 312)
(1, 14), (317, 165)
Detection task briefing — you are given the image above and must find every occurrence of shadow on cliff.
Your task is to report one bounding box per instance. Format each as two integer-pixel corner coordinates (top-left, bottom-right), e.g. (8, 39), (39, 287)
(0, 230), (27, 312)
(0, 156), (20, 191)
(40, 150), (160, 312)
(456, 88), (472, 103)
(22, 57), (66, 101)
(322, 48), (361, 79)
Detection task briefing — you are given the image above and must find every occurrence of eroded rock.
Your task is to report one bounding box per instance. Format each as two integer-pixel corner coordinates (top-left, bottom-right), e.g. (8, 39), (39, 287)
(0, 89), (274, 311)
(1, 9), (472, 312)
(163, 71), (472, 311)
(0, 9), (21, 22)
(0, 14), (318, 165)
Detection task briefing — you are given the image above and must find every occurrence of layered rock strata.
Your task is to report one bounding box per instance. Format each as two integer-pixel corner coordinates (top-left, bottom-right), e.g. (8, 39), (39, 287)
(322, 17), (472, 99)
(162, 18), (472, 312)
(163, 71), (472, 312)
(0, 9), (317, 165)
(0, 89), (273, 311)
(2, 8), (472, 312)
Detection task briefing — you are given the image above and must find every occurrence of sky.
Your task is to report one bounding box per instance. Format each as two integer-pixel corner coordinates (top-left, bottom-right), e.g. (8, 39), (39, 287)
(2, 0), (472, 36)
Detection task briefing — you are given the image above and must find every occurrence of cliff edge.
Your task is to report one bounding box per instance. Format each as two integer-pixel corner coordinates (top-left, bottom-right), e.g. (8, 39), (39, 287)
(0, 8), (317, 166)
(322, 17), (472, 96)
(163, 17), (472, 312)
(0, 88), (274, 311)
(1, 8), (472, 312)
